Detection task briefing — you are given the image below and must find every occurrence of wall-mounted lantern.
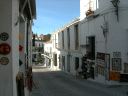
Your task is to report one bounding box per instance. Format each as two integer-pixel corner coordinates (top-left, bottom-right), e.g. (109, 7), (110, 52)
(111, 0), (120, 21)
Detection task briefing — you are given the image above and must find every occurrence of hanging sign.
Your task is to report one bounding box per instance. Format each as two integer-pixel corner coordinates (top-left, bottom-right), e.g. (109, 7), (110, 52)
(0, 43), (11, 55)
(0, 57), (9, 65)
(0, 32), (9, 41)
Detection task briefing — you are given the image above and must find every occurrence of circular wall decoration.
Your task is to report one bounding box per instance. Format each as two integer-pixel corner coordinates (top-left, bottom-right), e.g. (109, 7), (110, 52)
(0, 57), (9, 65)
(0, 43), (11, 55)
(0, 32), (9, 41)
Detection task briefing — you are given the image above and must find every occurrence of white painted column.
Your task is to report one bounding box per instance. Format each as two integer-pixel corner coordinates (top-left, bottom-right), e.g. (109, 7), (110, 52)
(0, 0), (19, 96)
(19, 21), (27, 73)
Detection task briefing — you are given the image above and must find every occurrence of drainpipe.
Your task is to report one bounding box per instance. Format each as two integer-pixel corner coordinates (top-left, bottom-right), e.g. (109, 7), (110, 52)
(111, 0), (120, 22)
(20, 0), (28, 13)
(26, 20), (29, 69)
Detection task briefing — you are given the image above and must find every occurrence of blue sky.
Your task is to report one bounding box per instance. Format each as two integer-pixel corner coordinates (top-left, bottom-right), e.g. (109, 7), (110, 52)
(32, 0), (80, 35)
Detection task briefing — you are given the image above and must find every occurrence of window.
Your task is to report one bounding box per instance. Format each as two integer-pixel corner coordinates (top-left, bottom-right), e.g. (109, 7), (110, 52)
(86, 36), (95, 60)
(67, 55), (70, 72)
(55, 34), (58, 48)
(124, 63), (128, 73)
(58, 33), (60, 48)
(52, 36), (55, 48)
(98, 65), (105, 76)
(67, 28), (70, 50)
(55, 34), (56, 48)
(112, 58), (121, 71)
(62, 31), (64, 49)
(62, 56), (65, 70)
(75, 57), (79, 71)
(74, 24), (79, 50)
(53, 54), (57, 66)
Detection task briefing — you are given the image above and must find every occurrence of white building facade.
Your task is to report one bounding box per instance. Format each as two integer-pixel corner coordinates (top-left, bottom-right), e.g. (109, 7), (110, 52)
(80, 0), (128, 84)
(52, 19), (83, 75)
(43, 41), (52, 67)
(51, 32), (61, 70)
(0, 0), (36, 96)
(52, 0), (128, 85)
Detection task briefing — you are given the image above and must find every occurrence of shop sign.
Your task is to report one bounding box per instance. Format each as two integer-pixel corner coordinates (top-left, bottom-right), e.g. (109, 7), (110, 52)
(0, 57), (9, 65)
(0, 32), (9, 41)
(0, 43), (11, 55)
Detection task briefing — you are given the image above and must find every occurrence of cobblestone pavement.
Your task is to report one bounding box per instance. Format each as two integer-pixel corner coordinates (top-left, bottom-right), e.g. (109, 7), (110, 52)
(32, 65), (128, 96)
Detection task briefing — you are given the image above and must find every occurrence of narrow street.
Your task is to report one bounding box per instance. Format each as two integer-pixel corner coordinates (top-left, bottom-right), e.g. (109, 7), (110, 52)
(32, 65), (128, 96)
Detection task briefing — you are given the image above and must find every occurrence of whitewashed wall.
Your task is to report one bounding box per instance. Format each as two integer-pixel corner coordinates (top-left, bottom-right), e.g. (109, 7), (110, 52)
(0, 0), (19, 96)
(80, 0), (128, 83)
(52, 20), (83, 75)
(51, 0), (128, 84)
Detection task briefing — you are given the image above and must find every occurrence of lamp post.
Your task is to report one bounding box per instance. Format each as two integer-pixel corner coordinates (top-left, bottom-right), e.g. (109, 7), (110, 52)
(111, 0), (120, 21)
